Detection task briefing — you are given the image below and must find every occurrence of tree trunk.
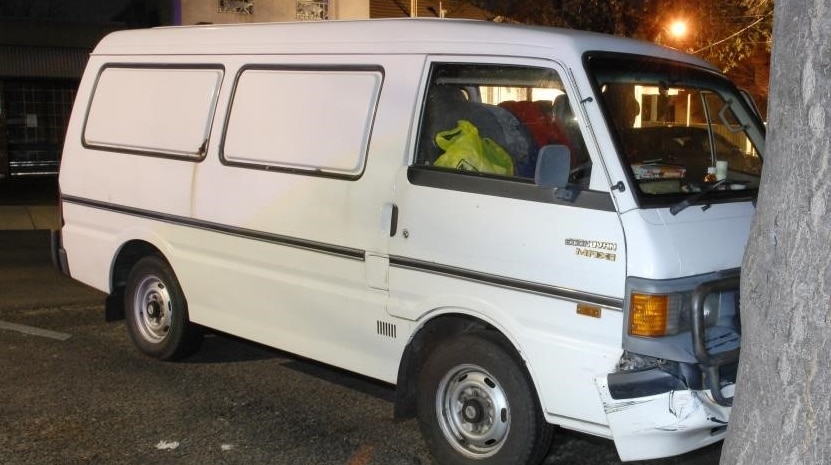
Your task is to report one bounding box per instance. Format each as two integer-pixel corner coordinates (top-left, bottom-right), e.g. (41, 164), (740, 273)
(721, 0), (831, 463)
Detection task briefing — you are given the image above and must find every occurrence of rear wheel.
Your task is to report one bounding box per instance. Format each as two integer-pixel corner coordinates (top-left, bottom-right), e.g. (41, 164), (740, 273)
(124, 256), (202, 360)
(416, 332), (553, 465)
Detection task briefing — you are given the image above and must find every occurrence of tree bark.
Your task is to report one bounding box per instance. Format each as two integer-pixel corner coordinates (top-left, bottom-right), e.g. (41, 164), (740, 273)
(721, 0), (831, 464)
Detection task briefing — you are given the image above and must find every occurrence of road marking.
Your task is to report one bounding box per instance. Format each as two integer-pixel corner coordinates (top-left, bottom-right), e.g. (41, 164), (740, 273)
(346, 444), (375, 465)
(0, 320), (71, 341)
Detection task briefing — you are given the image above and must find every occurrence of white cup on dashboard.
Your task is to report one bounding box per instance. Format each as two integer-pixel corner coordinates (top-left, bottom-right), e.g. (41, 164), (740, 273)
(715, 161), (728, 180)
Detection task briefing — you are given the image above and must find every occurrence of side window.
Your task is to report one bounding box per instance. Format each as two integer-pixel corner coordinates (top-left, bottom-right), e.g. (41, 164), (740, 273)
(223, 67), (382, 178)
(85, 66), (223, 158)
(415, 63), (590, 183)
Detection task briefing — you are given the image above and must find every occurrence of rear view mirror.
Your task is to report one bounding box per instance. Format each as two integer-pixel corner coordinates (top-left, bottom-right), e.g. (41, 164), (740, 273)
(535, 144), (570, 188)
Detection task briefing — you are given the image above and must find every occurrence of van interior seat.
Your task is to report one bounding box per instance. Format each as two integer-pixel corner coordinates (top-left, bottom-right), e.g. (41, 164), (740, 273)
(483, 104), (537, 177)
(499, 100), (574, 156)
(418, 85), (537, 176)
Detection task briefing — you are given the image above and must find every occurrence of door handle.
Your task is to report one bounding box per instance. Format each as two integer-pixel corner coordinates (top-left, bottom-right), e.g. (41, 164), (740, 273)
(389, 204), (398, 237)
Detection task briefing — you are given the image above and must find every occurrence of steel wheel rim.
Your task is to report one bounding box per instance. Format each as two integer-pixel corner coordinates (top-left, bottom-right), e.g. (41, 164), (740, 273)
(435, 363), (510, 458)
(132, 275), (172, 343)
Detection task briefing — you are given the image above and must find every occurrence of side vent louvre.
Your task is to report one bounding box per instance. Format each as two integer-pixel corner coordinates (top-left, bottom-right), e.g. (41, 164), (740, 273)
(376, 320), (397, 338)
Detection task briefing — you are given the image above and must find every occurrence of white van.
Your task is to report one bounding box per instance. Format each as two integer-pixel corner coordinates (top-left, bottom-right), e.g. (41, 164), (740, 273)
(54, 18), (764, 465)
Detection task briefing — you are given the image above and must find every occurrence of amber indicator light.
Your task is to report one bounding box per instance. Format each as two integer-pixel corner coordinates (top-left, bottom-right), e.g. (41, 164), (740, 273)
(629, 293), (669, 337)
(576, 303), (601, 318)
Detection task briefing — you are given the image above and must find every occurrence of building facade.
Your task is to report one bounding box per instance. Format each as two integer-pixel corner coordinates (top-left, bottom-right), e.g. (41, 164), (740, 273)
(177, 0), (489, 25)
(179, 0), (368, 24)
(0, 20), (120, 180)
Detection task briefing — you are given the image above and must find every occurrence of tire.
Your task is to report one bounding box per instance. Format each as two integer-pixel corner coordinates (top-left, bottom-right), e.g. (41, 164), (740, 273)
(416, 332), (554, 465)
(124, 256), (203, 360)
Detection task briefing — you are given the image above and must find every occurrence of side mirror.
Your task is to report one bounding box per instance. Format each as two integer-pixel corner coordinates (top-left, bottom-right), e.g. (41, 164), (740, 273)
(534, 144), (570, 188)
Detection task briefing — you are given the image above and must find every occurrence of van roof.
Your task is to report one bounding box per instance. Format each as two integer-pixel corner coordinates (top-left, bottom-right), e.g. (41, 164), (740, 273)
(92, 18), (714, 70)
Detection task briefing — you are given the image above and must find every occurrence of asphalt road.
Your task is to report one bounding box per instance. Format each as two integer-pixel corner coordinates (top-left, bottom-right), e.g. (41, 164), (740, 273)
(0, 179), (724, 465)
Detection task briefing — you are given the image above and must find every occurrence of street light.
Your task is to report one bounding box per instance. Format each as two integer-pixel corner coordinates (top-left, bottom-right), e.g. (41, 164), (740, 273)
(669, 20), (688, 39)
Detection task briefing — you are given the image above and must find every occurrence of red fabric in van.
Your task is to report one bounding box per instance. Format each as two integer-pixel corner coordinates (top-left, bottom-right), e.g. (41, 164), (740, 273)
(499, 100), (576, 165)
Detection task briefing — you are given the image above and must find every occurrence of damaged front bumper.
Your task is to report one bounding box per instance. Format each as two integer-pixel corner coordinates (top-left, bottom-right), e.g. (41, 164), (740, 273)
(595, 368), (732, 462)
(600, 271), (741, 460)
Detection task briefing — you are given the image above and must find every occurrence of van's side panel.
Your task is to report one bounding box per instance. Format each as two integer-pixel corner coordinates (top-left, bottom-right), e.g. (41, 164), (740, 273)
(178, 55), (426, 382)
(60, 35), (632, 431)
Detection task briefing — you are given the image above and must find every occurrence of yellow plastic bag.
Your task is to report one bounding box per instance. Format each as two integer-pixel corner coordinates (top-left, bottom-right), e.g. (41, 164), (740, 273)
(433, 120), (514, 176)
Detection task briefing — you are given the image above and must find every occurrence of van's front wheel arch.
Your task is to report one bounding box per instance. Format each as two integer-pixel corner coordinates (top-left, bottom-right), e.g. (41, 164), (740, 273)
(124, 255), (202, 360)
(416, 331), (553, 465)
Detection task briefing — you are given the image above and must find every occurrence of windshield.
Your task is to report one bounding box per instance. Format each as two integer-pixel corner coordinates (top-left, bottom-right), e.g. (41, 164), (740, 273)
(586, 53), (764, 205)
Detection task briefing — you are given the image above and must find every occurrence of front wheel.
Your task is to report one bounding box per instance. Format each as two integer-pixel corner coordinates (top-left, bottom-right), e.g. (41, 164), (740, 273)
(124, 256), (203, 360)
(416, 332), (553, 465)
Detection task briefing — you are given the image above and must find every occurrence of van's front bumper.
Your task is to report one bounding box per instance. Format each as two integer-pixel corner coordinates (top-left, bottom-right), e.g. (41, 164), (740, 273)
(595, 369), (732, 462)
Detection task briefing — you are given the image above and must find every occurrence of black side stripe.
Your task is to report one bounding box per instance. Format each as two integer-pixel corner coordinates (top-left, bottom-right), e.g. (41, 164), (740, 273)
(61, 195), (365, 261)
(62, 195), (623, 309)
(390, 255), (624, 310)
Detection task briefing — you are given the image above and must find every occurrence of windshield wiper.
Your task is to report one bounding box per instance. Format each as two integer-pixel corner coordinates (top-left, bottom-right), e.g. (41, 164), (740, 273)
(669, 179), (728, 215)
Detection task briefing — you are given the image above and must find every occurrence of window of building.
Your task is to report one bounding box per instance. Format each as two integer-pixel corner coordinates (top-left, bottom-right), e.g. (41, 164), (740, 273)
(219, 0), (254, 15)
(1, 80), (77, 176)
(296, 0), (329, 21)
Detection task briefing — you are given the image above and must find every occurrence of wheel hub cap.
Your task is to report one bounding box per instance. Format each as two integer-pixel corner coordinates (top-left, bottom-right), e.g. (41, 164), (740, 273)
(436, 364), (510, 458)
(132, 276), (172, 343)
(462, 399), (485, 423)
(146, 298), (161, 319)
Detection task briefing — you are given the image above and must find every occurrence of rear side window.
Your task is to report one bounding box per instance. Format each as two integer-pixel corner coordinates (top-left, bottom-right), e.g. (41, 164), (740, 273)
(222, 67), (383, 178)
(84, 66), (223, 158)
